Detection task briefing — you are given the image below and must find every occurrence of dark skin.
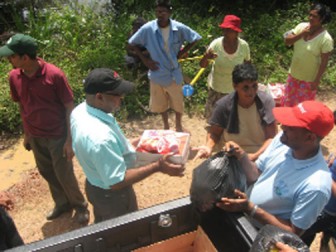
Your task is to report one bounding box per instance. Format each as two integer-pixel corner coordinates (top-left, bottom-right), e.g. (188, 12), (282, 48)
(127, 5), (199, 132)
(284, 9), (331, 90)
(0, 192), (13, 211)
(127, 6), (197, 70)
(200, 28), (250, 68)
(216, 126), (322, 236)
(7, 53), (75, 161)
(194, 80), (277, 161)
(85, 92), (185, 191)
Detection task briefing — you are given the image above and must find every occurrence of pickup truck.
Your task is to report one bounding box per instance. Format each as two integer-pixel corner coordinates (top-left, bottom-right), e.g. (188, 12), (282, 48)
(8, 196), (258, 252)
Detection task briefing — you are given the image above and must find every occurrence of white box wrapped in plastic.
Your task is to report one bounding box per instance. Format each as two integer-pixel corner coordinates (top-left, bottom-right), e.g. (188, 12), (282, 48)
(136, 130), (190, 166)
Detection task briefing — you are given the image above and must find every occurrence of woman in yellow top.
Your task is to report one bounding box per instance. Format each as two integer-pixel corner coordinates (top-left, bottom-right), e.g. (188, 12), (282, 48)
(282, 3), (333, 107)
(200, 15), (250, 119)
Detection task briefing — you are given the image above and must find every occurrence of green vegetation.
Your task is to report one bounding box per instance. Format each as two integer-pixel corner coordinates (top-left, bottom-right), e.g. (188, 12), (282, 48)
(0, 1), (335, 133)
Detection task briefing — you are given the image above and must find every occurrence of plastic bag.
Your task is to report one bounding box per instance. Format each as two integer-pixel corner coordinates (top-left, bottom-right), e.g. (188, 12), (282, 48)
(250, 224), (310, 252)
(136, 130), (179, 154)
(267, 83), (285, 107)
(190, 151), (246, 212)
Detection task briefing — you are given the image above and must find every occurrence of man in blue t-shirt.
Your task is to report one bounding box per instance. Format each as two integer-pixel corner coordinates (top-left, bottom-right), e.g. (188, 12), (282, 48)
(215, 101), (334, 237)
(301, 112), (336, 247)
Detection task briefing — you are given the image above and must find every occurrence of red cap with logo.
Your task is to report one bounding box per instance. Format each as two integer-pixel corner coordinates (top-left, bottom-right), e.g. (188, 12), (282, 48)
(273, 101), (334, 137)
(219, 15), (242, 32)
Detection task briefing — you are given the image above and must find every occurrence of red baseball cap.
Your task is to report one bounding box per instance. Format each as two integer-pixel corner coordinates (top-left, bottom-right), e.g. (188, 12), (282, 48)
(219, 15), (242, 33)
(273, 101), (334, 137)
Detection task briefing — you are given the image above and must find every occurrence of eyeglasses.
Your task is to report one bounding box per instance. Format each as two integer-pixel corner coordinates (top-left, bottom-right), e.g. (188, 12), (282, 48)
(241, 83), (258, 92)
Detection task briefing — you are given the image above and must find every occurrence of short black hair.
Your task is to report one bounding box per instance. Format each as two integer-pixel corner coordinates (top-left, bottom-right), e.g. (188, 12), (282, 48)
(311, 2), (332, 24)
(155, 0), (172, 10)
(232, 63), (258, 85)
(132, 16), (147, 27)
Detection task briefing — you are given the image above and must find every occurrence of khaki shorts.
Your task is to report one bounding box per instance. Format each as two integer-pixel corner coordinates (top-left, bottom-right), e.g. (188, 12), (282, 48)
(150, 80), (184, 113)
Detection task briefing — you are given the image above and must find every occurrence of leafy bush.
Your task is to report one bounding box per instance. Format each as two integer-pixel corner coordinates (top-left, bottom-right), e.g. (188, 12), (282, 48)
(0, 1), (335, 133)
(0, 61), (21, 132)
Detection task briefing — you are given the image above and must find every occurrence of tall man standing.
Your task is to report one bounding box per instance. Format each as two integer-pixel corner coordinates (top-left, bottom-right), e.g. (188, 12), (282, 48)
(0, 34), (89, 224)
(128, 0), (201, 132)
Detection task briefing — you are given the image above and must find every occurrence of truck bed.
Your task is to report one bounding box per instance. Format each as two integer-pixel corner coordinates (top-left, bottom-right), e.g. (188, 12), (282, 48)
(7, 197), (258, 252)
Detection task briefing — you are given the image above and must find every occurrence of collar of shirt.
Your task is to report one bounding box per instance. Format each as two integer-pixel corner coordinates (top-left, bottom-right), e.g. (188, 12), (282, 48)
(85, 102), (116, 126)
(282, 142), (324, 170)
(153, 18), (178, 32)
(18, 57), (46, 78)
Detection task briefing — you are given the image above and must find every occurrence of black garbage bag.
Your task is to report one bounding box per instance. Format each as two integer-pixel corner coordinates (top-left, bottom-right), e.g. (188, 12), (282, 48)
(250, 224), (310, 252)
(190, 151), (246, 212)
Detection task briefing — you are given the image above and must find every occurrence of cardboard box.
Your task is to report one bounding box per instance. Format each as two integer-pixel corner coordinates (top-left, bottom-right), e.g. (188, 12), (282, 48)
(136, 130), (190, 166)
(133, 226), (217, 252)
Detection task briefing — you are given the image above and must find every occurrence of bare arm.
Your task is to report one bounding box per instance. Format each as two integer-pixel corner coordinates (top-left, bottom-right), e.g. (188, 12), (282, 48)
(63, 101), (75, 161)
(177, 40), (199, 59)
(217, 189), (304, 236)
(199, 48), (217, 68)
(249, 201), (304, 236)
(194, 125), (223, 159)
(311, 52), (331, 90)
(111, 155), (185, 190)
(284, 25), (310, 46)
(129, 137), (141, 148)
(331, 180), (336, 198)
(249, 122), (278, 161)
(127, 44), (159, 70)
(224, 141), (261, 185)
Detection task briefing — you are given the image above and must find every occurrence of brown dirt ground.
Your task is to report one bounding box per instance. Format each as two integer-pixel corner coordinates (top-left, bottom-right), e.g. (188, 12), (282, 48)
(1, 90), (336, 251)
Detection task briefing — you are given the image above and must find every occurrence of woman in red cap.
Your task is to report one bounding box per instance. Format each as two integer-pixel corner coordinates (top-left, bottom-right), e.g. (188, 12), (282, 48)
(200, 15), (251, 120)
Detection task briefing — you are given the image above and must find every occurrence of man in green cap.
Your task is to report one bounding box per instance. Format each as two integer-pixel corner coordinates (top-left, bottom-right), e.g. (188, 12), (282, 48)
(0, 33), (89, 224)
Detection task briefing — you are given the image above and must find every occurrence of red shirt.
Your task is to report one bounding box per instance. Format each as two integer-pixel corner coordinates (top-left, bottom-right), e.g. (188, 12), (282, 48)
(9, 58), (74, 137)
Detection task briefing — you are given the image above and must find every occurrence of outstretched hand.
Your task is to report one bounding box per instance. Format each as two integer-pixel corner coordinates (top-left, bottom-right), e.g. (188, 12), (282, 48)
(216, 189), (250, 213)
(159, 153), (185, 177)
(192, 146), (212, 161)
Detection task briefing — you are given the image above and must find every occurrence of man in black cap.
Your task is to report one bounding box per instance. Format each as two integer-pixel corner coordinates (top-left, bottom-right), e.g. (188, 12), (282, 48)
(71, 68), (185, 223)
(0, 33), (89, 224)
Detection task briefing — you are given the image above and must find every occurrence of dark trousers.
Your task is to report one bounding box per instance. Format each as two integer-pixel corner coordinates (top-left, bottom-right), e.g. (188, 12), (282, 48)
(30, 136), (87, 210)
(85, 180), (138, 223)
(301, 211), (336, 246)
